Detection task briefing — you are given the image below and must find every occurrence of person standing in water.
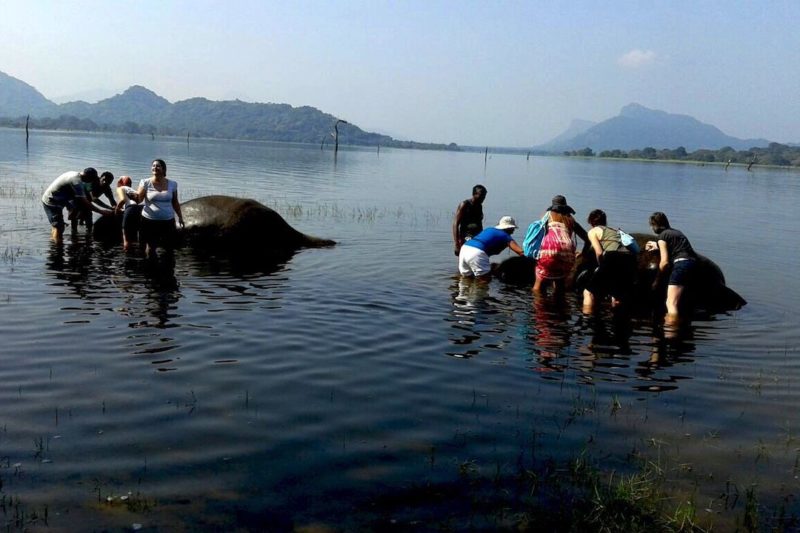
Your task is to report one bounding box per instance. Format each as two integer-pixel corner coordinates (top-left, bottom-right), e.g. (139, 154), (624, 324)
(126, 159), (185, 259)
(645, 211), (698, 324)
(453, 184), (487, 256)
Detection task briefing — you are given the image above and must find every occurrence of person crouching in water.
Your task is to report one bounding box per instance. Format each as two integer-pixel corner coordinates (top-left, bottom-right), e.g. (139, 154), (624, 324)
(458, 216), (525, 278)
(645, 211), (698, 324)
(114, 176), (143, 251)
(582, 209), (637, 313)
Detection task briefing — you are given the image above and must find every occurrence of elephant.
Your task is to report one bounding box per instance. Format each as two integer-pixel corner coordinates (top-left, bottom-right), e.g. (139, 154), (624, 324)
(92, 195), (335, 261)
(179, 195), (335, 255)
(494, 232), (746, 314)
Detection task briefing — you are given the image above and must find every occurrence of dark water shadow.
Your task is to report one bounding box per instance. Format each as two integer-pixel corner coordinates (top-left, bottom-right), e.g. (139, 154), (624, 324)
(179, 247), (296, 278)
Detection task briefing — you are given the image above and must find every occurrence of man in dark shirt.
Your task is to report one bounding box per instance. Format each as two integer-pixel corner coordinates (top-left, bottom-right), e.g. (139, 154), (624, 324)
(70, 171), (118, 227)
(452, 184), (487, 256)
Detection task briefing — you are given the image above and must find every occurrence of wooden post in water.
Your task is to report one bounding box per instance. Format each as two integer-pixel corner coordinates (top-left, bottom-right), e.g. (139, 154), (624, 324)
(484, 147), (488, 169)
(25, 115), (30, 147)
(526, 151), (530, 161)
(187, 131), (190, 145)
(377, 144), (380, 156)
(334, 119), (348, 155)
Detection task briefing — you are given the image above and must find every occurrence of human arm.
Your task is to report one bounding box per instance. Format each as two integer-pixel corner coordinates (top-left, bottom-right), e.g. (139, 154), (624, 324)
(573, 221), (592, 254)
(78, 196), (114, 217)
(101, 187), (117, 208)
(508, 239), (524, 256)
(452, 201), (466, 255)
(657, 240), (670, 271)
(172, 186), (184, 228)
(652, 239), (670, 290)
(91, 190), (115, 211)
(127, 181), (146, 204)
(114, 187), (127, 213)
(573, 221), (589, 244)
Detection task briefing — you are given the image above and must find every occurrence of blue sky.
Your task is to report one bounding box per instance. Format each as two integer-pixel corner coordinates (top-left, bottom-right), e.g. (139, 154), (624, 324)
(2, 0), (798, 146)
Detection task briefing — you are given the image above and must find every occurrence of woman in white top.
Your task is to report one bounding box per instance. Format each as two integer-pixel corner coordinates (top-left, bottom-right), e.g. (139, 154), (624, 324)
(128, 159), (185, 258)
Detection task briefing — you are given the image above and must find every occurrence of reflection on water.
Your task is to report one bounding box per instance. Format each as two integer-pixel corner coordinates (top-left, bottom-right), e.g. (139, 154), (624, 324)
(46, 238), (181, 326)
(527, 294), (576, 373)
(448, 272), (704, 393)
(634, 324), (697, 393)
(448, 276), (512, 358)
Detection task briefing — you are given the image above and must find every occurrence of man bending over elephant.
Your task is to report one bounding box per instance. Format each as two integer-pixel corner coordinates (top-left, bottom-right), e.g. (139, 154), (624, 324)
(42, 168), (115, 242)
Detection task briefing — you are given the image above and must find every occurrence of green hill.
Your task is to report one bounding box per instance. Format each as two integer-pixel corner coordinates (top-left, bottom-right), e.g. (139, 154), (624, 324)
(0, 70), (457, 150)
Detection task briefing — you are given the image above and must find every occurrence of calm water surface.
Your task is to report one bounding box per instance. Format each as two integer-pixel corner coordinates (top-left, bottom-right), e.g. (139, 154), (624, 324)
(0, 128), (799, 529)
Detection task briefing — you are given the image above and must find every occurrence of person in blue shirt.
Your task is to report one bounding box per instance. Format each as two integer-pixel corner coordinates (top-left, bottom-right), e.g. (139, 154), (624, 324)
(458, 216), (525, 277)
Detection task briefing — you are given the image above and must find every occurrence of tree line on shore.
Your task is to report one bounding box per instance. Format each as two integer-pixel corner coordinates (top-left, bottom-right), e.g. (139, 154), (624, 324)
(0, 114), (461, 151)
(564, 142), (800, 167)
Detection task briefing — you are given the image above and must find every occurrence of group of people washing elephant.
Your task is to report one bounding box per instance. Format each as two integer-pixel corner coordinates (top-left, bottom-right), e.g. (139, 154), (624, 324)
(41, 159), (184, 259)
(453, 184), (698, 324)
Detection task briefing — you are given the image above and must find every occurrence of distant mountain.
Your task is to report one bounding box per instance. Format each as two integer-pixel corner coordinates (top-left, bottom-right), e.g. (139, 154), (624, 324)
(0, 70), (457, 150)
(540, 119), (596, 149)
(0, 71), (58, 117)
(538, 103), (770, 152)
(51, 87), (119, 104)
(59, 85), (172, 126)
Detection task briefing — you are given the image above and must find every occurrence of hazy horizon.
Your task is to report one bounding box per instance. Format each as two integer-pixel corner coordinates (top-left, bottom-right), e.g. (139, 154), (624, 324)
(3, 0), (798, 146)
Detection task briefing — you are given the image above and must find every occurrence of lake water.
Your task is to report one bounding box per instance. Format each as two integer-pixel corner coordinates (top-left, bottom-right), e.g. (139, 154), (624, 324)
(1, 128), (799, 529)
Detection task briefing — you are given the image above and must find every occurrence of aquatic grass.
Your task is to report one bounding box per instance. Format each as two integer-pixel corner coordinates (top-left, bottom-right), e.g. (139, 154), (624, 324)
(362, 409), (800, 532)
(742, 484), (759, 531)
(364, 447), (717, 531)
(611, 394), (622, 415)
(252, 198), (448, 226)
(0, 181), (40, 201)
(1, 246), (22, 265)
(0, 493), (50, 530)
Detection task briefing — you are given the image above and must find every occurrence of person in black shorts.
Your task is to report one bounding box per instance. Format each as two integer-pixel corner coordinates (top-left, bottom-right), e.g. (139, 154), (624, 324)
(645, 211), (698, 322)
